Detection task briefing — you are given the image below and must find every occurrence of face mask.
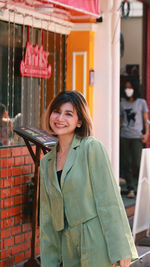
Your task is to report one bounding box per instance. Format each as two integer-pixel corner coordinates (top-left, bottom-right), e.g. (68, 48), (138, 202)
(125, 88), (134, 98)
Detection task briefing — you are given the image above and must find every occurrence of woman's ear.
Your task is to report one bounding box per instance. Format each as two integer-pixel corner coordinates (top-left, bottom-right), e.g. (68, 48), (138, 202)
(77, 121), (82, 128)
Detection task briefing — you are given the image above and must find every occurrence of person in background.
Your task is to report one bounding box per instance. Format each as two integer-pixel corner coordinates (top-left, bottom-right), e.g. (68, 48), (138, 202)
(0, 103), (13, 146)
(120, 79), (149, 198)
(13, 113), (23, 145)
(40, 90), (138, 267)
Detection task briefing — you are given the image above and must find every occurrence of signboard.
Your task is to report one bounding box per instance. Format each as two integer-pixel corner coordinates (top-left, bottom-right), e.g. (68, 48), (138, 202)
(14, 126), (57, 148)
(20, 42), (52, 79)
(132, 148), (150, 240)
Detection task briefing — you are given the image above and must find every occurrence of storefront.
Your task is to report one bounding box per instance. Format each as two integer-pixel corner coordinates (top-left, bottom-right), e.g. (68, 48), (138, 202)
(0, 1), (100, 266)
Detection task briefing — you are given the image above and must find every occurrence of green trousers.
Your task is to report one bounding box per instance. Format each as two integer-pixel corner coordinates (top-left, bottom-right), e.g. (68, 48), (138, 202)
(120, 137), (143, 191)
(56, 216), (112, 267)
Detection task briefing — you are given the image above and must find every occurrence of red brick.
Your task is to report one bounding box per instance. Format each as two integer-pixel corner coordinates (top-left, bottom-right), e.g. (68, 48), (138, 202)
(25, 249), (31, 259)
(0, 248), (11, 259)
(1, 186), (23, 198)
(15, 252), (25, 264)
(15, 233), (25, 244)
(0, 148), (12, 158)
(0, 178), (4, 188)
(24, 156), (33, 165)
(11, 225), (21, 236)
(0, 158), (3, 168)
(24, 232), (32, 240)
(21, 146), (30, 155)
(1, 228), (11, 239)
(1, 208), (12, 219)
(23, 241), (30, 251)
(22, 165), (32, 175)
(12, 147), (22, 157)
(1, 205), (23, 219)
(12, 244), (23, 255)
(1, 217), (14, 229)
(4, 237), (14, 248)
(4, 197), (15, 208)
(22, 223), (31, 232)
(1, 199), (4, 209)
(12, 206), (23, 217)
(14, 176), (24, 185)
(0, 168), (12, 178)
(22, 185), (28, 193)
(35, 246), (40, 255)
(3, 177), (15, 188)
(14, 215), (22, 225)
(14, 195), (23, 205)
(0, 257), (15, 267)
(3, 158), (14, 168)
(35, 238), (40, 246)
(14, 157), (24, 166)
(0, 240), (4, 250)
(12, 167), (22, 176)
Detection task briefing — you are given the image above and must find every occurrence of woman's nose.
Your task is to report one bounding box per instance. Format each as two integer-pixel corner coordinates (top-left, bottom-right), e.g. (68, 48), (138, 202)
(57, 113), (64, 121)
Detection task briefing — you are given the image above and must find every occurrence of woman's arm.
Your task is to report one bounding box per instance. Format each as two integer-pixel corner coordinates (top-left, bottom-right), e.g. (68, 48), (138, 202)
(87, 139), (138, 264)
(142, 112), (149, 143)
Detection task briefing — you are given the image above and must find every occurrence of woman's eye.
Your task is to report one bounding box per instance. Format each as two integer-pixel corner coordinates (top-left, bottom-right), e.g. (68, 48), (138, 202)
(54, 110), (60, 114)
(66, 113), (72, 116)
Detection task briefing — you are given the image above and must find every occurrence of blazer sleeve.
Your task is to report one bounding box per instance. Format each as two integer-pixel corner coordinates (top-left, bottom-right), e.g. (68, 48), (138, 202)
(87, 139), (138, 264)
(40, 159), (61, 267)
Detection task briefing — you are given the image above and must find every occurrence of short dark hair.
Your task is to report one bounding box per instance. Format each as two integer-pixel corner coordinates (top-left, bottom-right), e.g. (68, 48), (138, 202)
(122, 78), (140, 100)
(0, 103), (6, 118)
(44, 91), (93, 138)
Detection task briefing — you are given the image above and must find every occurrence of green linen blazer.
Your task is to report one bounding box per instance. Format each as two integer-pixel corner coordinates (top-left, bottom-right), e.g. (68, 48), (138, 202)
(40, 135), (138, 264)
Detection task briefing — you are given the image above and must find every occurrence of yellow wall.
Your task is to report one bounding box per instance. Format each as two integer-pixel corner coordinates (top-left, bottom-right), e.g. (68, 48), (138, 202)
(66, 31), (95, 116)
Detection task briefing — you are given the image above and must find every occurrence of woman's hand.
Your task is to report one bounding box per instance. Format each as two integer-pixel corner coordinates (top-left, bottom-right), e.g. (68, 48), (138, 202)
(112, 258), (131, 267)
(142, 133), (149, 143)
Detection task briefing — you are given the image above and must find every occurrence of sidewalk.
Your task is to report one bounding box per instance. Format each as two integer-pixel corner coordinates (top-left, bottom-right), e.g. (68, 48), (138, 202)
(120, 180), (150, 266)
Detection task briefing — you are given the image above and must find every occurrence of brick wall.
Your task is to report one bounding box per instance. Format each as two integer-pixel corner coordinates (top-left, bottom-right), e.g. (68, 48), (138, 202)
(0, 146), (40, 267)
(147, 6), (150, 148)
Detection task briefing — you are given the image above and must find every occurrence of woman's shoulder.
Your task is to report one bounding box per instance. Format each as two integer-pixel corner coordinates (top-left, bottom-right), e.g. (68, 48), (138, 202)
(81, 136), (104, 150)
(136, 98), (146, 103)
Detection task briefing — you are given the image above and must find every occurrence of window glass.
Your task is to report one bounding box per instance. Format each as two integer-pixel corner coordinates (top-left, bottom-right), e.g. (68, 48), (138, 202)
(0, 20), (66, 147)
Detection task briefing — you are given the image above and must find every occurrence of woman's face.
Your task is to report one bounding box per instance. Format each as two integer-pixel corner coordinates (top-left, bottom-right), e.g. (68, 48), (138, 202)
(49, 102), (81, 137)
(3, 110), (8, 118)
(124, 82), (134, 98)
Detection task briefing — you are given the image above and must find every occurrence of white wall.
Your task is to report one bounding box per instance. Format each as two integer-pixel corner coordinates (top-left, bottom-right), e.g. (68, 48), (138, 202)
(93, 0), (120, 182)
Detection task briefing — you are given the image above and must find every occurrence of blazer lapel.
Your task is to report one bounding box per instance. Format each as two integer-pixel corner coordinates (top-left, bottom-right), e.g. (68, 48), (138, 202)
(61, 135), (81, 189)
(47, 143), (62, 193)
(46, 135), (81, 191)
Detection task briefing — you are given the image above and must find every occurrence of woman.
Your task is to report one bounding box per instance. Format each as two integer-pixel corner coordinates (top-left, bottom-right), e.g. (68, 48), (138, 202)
(120, 79), (149, 198)
(40, 91), (138, 267)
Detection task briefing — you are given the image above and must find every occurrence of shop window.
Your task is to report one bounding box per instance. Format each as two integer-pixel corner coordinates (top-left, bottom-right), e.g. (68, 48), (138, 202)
(0, 20), (66, 147)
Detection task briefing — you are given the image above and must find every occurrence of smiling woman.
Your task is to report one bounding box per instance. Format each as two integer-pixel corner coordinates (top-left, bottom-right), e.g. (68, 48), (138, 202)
(40, 90), (138, 267)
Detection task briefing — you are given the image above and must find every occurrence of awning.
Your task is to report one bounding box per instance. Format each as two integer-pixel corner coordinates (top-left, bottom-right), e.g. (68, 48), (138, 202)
(37, 0), (100, 17)
(1, 0), (100, 19)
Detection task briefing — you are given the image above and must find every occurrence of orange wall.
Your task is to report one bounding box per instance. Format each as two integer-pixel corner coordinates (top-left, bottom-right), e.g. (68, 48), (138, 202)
(66, 30), (95, 116)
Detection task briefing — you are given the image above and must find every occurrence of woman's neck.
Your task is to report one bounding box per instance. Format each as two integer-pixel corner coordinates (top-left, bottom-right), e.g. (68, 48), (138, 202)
(128, 97), (135, 103)
(58, 133), (74, 153)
